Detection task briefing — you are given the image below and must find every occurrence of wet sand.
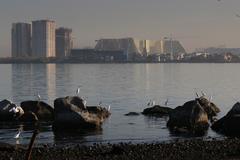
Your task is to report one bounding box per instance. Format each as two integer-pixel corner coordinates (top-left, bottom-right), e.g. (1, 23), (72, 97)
(1, 138), (240, 160)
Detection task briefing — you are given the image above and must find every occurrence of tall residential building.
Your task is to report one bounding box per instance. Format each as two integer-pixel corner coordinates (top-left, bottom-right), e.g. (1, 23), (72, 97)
(32, 20), (56, 58)
(56, 27), (73, 58)
(11, 23), (31, 58)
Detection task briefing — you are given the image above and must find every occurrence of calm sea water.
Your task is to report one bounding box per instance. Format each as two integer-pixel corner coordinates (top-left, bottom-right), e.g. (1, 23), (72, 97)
(0, 63), (239, 146)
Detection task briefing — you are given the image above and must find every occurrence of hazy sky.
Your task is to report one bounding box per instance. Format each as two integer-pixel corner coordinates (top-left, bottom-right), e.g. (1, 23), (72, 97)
(1, 0), (240, 57)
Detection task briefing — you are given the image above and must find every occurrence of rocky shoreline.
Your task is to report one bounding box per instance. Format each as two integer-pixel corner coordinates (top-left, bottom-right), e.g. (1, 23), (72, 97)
(1, 96), (240, 159)
(1, 138), (240, 160)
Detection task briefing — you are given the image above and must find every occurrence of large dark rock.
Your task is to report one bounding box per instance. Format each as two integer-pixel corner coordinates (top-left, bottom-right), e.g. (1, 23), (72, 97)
(167, 100), (209, 135)
(211, 102), (240, 136)
(196, 96), (220, 120)
(0, 99), (24, 121)
(53, 96), (86, 113)
(53, 96), (110, 129)
(18, 111), (39, 122)
(20, 101), (54, 121)
(142, 105), (172, 116)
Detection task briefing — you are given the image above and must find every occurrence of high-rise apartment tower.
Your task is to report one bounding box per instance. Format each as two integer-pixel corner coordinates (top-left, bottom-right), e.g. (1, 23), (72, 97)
(11, 23), (31, 58)
(56, 27), (73, 58)
(32, 20), (56, 58)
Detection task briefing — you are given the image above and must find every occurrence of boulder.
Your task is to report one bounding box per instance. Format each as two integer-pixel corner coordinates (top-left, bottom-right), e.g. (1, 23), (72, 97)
(0, 99), (24, 121)
(20, 101), (54, 121)
(125, 112), (140, 116)
(86, 106), (111, 119)
(18, 111), (39, 122)
(167, 100), (209, 135)
(211, 102), (240, 136)
(142, 105), (172, 116)
(53, 96), (110, 129)
(196, 96), (220, 120)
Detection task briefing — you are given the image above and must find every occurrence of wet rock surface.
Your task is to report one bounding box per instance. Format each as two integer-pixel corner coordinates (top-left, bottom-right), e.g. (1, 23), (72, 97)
(0, 99), (24, 121)
(86, 106), (111, 119)
(142, 105), (172, 116)
(212, 102), (240, 136)
(167, 100), (209, 135)
(1, 139), (240, 160)
(18, 111), (39, 122)
(53, 96), (110, 129)
(196, 96), (220, 120)
(20, 101), (54, 121)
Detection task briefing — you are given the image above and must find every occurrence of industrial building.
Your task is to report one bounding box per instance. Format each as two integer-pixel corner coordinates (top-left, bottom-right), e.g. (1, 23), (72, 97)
(70, 49), (126, 62)
(204, 47), (240, 56)
(94, 37), (186, 60)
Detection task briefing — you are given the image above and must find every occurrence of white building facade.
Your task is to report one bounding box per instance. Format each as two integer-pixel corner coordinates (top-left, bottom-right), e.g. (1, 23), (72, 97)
(32, 20), (56, 58)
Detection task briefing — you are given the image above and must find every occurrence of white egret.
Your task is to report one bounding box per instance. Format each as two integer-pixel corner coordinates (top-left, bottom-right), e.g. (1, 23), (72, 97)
(76, 87), (80, 96)
(9, 107), (16, 113)
(14, 126), (23, 139)
(37, 94), (41, 101)
(9, 106), (24, 117)
(108, 105), (111, 111)
(14, 131), (21, 139)
(83, 99), (87, 109)
(152, 100), (156, 106)
(209, 95), (213, 101)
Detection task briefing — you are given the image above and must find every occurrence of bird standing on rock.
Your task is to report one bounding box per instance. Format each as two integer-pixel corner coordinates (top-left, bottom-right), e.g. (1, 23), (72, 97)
(37, 94), (41, 101)
(152, 100), (156, 106)
(209, 95), (213, 101)
(9, 106), (24, 118)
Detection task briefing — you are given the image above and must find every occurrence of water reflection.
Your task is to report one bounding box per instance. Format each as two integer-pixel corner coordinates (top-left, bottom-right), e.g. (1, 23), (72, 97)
(11, 64), (57, 104)
(46, 64), (56, 102)
(55, 64), (71, 98)
(53, 128), (103, 145)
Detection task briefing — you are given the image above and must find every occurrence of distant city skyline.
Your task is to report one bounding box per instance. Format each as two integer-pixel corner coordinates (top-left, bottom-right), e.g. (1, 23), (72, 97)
(1, 0), (240, 57)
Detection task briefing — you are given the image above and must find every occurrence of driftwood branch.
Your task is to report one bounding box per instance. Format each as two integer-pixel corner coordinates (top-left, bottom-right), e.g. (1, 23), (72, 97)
(25, 129), (39, 160)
